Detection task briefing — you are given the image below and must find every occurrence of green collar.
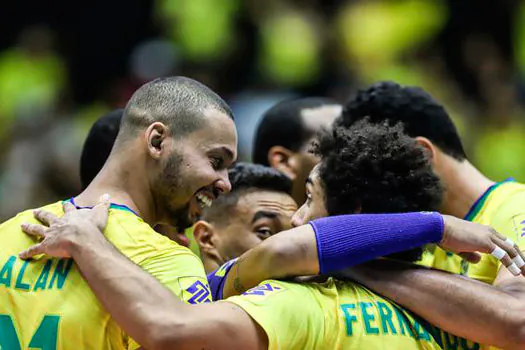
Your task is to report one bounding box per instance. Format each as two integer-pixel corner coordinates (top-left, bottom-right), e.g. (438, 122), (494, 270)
(464, 178), (515, 221)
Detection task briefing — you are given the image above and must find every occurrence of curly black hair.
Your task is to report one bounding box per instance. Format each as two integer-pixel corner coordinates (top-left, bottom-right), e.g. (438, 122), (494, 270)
(315, 120), (444, 262)
(337, 81), (467, 160)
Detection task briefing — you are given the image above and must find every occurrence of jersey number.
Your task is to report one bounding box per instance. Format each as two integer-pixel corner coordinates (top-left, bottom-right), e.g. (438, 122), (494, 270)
(0, 314), (59, 349)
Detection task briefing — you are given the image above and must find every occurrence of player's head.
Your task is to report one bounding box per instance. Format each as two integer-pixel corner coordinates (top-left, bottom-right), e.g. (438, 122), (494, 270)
(193, 163), (296, 271)
(292, 120), (443, 262)
(114, 76), (238, 229)
(80, 109), (124, 190)
(253, 98), (341, 205)
(337, 81), (467, 162)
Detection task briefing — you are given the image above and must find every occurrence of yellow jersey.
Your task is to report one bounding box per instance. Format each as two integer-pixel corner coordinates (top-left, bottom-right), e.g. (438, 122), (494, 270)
(227, 278), (482, 349)
(419, 179), (525, 284)
(0, 200), (211, 350)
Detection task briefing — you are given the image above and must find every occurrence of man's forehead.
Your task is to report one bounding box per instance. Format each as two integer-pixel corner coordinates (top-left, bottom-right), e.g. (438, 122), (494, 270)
(237, 190), (297, 217)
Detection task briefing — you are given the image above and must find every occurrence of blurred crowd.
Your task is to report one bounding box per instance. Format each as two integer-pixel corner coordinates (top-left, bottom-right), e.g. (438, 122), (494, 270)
(1, 0), (525, 220)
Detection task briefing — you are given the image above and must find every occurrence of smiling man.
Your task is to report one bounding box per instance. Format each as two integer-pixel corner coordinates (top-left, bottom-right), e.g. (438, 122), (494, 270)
(17, 120), (524, 349)
(0, 76), (237, 349)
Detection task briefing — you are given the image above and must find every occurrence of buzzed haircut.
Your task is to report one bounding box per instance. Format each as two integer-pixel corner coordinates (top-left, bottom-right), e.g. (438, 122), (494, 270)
(201, 163), (293, 226)
(252, 97), (340, 165)
(120, 76), (234, 138)
(337, 81), (467, 160)
(80, 109), (123, 189)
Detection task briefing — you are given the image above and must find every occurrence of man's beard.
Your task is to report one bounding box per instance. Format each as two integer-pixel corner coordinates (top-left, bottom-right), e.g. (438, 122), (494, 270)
(169, 203), (194, 232)
(158, 152), (195, 231)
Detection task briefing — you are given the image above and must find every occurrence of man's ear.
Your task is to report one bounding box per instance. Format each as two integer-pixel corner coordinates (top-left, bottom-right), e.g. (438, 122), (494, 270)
(415, 136), (437, 165)
(193, 220), (222, 261)
(268, 146), (297, 180)
(145, 122), (169, 160)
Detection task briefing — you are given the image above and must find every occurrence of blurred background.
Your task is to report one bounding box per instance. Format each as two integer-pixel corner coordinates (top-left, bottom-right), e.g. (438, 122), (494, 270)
(1, 0), (525, 220)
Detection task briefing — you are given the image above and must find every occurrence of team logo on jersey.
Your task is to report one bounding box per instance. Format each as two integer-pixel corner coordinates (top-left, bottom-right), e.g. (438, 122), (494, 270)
(178, 277), (212, 304)
(243, 282), (284, 297)
(511, 214), (525, 241)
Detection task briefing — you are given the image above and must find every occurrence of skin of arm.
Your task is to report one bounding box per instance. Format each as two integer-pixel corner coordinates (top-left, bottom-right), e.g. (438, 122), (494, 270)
(343, 259), (525, 349)
(221, 225), (319, 298)
(20, 203), (524, 348)
(219, 214), (524, 299)
(67, 222), (268, 350)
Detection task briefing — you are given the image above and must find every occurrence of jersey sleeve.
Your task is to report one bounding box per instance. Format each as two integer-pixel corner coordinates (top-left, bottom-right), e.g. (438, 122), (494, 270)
(138, 248), (212, 304)
(207, 258), (238, 301)
(225, 280), (328, 350)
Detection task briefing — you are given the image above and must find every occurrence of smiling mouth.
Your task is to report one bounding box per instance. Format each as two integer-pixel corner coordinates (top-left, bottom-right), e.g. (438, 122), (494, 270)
(196, 192), (213, 209)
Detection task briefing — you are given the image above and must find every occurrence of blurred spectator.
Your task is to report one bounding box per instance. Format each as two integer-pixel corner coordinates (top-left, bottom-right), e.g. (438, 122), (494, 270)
(0, 26), (65, 134)
(155, 0), (239, 63)
(2, 0), (525, 217)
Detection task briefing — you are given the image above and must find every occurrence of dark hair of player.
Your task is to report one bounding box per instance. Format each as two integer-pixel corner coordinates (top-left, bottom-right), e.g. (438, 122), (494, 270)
(337, 81), (467, 160)
(252, 97), (339, 165)
(80, 109), (123, 190)
(201, 163), (293, 227)
(315, 120), (444, 262)
(120, 76), (234, 139)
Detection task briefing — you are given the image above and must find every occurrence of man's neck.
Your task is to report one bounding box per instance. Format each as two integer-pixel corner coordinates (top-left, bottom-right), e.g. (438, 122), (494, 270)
(439, 159), (495, 219)
(201, 255), (220, 274)
(75, 154), (157, 225)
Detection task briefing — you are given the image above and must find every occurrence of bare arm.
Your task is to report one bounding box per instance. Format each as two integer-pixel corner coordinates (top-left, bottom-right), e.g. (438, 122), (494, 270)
(343, 259), (525, 349)
(219, 215), (523, 298)
(221, 225), (319, 298)
(70, 233), (267, 350)
(20, 205), (267, 350)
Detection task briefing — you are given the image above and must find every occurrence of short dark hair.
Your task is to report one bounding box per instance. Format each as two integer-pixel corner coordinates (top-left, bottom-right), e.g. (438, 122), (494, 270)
(253, 97), (339, 165)
(120, 76), (233, 139)
(315, 120), (444, 262)
(338, 81), (467, 160)
(80, 109), (123, 189)
(201, 163), (293, 226)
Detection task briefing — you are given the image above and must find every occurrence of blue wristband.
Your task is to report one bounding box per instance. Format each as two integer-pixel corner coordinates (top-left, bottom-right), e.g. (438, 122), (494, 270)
(310, 212), (444, 274)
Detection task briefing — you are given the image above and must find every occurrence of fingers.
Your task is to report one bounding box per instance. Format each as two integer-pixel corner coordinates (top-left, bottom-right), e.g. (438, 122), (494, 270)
(93, 194), (111, 213)
(33, 209), (59, 226)
(19, 243), (45, 260)
(93, 194), (111, 229)
(98, 193), (110, 205)
(514, 249), (525, 275)
(490, 236), (521, 276)
(458, 252), (481, 263)
(501, 236), (525, 275)
(63, 201), (77, 213)
(21, 223), (48, 238)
